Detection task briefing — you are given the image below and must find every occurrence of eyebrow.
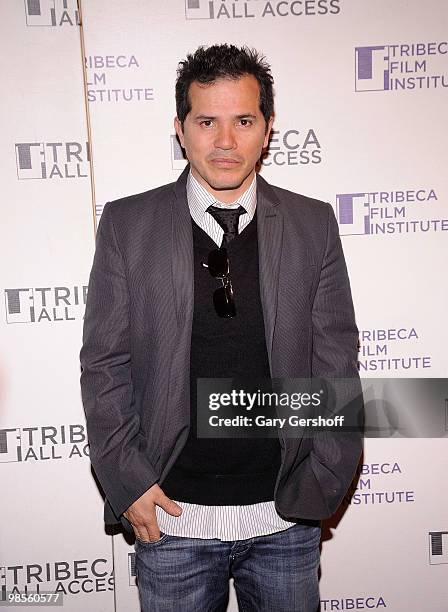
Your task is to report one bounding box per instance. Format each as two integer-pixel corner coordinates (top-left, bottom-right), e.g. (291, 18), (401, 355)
(194, 113), (258, 121)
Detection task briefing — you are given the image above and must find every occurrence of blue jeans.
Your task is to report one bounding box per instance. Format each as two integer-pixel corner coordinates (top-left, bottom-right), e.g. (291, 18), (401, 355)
(134, 523), (321, 611)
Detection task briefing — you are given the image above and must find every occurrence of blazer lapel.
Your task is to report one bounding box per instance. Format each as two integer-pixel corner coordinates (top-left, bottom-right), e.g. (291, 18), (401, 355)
(171, 165), (194, 325)
(256, 174), (283, 375)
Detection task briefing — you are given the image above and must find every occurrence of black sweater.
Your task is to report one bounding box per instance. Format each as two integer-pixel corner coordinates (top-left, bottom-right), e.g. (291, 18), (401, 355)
(161, 214), (281, 505)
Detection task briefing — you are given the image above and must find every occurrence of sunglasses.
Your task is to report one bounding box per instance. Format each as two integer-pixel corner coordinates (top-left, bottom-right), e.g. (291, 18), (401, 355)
(201, 248), (236, 317)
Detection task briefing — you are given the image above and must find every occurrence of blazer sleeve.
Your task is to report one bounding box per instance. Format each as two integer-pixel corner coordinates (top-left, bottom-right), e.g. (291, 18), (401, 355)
(80, 203), (158, 519)
(309, 202), (363, 515)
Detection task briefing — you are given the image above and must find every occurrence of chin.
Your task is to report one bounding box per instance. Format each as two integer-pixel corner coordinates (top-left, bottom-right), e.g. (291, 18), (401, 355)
(208, 173), (246, 191)
(211, 181), (244, 192)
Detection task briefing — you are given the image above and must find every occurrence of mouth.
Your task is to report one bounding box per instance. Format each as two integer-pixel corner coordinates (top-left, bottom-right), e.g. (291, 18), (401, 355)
(209, 158), (241, 168)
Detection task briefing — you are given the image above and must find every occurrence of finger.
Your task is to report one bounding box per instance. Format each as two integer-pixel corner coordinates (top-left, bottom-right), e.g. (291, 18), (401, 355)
(134, 505), (161, 542)
(134, 525), (160, 542)
(157, 493), (182, 517)
(137, 520), (162, 542)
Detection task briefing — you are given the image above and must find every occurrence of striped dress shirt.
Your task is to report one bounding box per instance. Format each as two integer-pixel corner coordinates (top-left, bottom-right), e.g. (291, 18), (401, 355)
(155, 171), (296, 540)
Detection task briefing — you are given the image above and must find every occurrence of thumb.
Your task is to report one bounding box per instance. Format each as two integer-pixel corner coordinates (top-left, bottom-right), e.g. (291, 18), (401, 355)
(157, 492), (183, 517)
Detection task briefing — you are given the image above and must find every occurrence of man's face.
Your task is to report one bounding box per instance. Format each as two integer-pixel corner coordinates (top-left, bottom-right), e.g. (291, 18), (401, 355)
(174, 74), (273, 203)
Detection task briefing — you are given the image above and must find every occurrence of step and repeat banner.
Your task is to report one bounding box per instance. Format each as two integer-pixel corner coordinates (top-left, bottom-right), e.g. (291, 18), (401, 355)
(1, 0), (447, 610)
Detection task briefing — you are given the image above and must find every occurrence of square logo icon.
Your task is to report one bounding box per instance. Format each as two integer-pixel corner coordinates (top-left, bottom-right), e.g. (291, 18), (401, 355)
(185, 0), (213, 19)
(24, 0), (56, 26)
(336, 193), (371, 235)
(355, 46), (390, 92)
(170, 135), (187, 170)
(429, 532), (448, 565)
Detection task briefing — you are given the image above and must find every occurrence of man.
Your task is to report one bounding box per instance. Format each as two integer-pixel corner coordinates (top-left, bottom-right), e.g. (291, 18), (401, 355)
(80, 44), (362, 612)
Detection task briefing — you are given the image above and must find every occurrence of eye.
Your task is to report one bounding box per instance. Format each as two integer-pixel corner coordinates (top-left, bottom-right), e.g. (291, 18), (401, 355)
(239, 118), (252, 127)
(200, 120), (214, 127)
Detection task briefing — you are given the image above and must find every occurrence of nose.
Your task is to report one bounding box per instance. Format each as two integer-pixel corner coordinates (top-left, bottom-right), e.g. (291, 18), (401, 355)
(214, 124), (236, 151)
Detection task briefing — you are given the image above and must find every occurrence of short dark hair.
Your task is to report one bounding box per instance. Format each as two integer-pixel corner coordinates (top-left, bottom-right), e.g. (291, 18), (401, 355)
(175, 44), (274, 128)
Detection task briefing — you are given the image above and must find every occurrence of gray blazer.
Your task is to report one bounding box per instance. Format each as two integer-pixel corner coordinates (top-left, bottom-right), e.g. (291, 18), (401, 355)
(80, 165), (363, 529)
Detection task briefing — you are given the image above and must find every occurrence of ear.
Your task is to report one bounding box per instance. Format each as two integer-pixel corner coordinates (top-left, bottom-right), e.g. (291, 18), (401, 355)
(263, 115), (274, 149)
(174, 117), (185, 148)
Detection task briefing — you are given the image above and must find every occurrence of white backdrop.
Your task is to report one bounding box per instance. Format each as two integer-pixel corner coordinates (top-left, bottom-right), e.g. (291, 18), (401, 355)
(1, 0), (447, 610)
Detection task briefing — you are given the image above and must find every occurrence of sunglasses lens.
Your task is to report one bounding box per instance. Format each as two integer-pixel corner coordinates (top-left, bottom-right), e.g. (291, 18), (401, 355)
(208, 248), (229, 278)
(213, 286), (236, 317)
(204, 248), (236, 317)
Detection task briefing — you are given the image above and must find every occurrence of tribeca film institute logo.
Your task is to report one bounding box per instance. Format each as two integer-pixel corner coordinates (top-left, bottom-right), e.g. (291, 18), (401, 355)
(85, 55), (155, 103)
(15, 142), (90, 180)
(0, 424), (89, 462)
(335, 188), (447, 236)
(355, 42), (448, 91)
(0, 557), (113, 598)
(24, 0), (80, 27)
(344, 461), (415, 508)
(320, 595), (386, 611)
(185, 0), (341, 20)
(4, 286), (87, 324)
(358, 327), (431, 373)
